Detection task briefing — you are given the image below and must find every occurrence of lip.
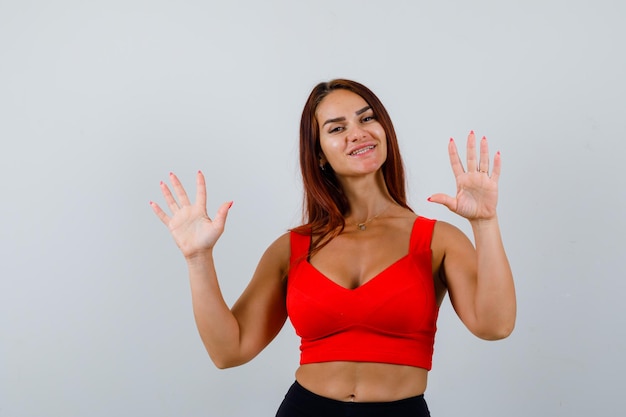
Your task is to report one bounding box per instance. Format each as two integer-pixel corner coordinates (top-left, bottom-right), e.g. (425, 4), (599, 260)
(347, 143), (377, 157)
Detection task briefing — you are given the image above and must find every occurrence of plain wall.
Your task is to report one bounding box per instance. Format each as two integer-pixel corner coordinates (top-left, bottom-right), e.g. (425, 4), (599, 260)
(1, 0), (624, 416)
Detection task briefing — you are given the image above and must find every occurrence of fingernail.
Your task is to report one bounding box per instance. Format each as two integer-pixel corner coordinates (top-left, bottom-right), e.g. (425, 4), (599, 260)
(228, 201), (234, 209)
(169, 172), (173, 176)
(449, 138), (454, 142)
(482, 136), (487, 140)
(159, 181), (164, 185)
(470, 130), (474, 135)
(427, 196), (432, 202)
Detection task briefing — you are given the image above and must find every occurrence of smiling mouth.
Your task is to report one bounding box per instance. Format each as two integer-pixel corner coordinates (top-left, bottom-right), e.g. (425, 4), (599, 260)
(349, 145), (375, 156)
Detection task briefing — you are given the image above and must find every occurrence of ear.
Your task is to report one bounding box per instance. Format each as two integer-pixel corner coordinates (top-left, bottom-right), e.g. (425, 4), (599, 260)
(318, 154), (328, 168)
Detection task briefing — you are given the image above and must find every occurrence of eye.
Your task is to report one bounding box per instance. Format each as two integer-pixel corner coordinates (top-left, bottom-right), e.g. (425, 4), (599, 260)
(361, 114), (376, 123)
(328, 126), (344, 134)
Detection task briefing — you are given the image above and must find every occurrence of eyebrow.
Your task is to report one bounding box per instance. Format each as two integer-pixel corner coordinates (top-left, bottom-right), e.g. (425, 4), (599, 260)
(322, 105), (372, 126)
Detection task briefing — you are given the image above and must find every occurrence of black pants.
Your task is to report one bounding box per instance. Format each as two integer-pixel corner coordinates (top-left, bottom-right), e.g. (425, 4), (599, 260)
(275, 381), (431, 417)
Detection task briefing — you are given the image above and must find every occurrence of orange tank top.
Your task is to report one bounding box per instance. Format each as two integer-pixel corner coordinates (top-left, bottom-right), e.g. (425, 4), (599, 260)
(287, 216), (439, 370)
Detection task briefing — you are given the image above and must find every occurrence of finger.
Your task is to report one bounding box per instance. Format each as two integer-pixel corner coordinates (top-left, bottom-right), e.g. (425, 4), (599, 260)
(160, 181), (180, 213)
(466, 131), (478, 172)
(427, 193), (458, 212)
(478, 136), (490, 174)
(491, 151), (502, 182)
(196, 171), (207, 214)
(448, 138), (465, 177)
(149, 201), (171, 225)
(169, 172), (192, 206)
(212, 201), (234, 230)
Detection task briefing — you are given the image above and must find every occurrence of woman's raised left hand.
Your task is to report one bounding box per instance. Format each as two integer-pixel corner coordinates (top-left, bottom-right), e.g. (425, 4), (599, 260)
(428, 131), (500, 221)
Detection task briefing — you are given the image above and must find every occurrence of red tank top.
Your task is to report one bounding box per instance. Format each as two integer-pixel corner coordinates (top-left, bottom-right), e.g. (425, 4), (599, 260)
(287, 216), (439, 370)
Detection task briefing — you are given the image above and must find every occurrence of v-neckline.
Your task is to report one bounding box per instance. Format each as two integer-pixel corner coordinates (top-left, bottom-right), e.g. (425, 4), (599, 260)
(303, 217), (419, 291)
(304, 254), (410, 292)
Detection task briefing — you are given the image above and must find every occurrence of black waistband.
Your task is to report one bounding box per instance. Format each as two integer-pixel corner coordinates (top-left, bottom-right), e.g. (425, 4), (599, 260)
(275, 381), (431, 417)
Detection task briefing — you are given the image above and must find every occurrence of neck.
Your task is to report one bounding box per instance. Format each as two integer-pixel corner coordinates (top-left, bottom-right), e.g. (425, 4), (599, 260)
(339, 171), (395, 223)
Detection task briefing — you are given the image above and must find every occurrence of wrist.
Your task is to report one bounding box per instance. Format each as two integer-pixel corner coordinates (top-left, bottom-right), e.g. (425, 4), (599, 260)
(469, 215), (500, 230)
(185, 250), (214, 266)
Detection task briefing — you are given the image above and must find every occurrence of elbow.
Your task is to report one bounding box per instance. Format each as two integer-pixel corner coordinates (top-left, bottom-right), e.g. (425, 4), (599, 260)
(211, 356), (231, 369)
(213, 361), (235, 370)
(212, 359), (238, 370)
(209, 350), (250, 370)
(209, 355), (244, 370)
(201, 338), (247, 369)
(477, 328), (514, 341)
(474, 322), (515, 341)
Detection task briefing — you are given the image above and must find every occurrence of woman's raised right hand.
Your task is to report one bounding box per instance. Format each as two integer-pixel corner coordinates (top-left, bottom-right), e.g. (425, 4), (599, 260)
(150, 171), (232, 259)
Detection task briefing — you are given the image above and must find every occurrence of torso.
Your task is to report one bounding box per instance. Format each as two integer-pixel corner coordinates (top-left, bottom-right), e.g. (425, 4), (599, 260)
(291, 209), (448, 402)
(295, 361), (429, 402)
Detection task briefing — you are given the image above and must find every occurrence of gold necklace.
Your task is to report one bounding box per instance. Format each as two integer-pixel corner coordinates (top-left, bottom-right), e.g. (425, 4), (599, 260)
(355, 204), (391, 231)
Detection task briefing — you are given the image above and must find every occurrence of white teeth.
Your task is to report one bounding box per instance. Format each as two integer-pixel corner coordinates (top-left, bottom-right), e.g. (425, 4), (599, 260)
(350, 145), (374, 156)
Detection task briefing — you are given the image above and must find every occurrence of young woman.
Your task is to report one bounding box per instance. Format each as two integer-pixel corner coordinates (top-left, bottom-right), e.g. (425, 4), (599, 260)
(150, 79), (516, 416)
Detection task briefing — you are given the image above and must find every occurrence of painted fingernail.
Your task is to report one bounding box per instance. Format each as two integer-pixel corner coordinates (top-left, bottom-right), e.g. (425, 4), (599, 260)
(427, 196), (432, 202)
(228, 201), (234, 209)
(470, 130), (474, 135)
(449, 138), (454, 142)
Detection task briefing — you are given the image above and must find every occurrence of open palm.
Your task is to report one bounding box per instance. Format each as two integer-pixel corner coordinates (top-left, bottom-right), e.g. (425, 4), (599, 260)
(429, 132), (500, 221)
(150, 171), (231, 259)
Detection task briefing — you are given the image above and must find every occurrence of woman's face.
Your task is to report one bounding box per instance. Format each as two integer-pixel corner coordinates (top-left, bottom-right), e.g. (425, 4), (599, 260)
(315, 89), (387, 179)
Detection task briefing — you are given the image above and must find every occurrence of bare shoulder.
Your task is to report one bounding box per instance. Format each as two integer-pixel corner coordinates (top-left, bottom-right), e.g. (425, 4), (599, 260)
(258, 231), (292, 280)
(266, 231), (291, 255)
(431, 220), (475, 269)
(432, 220), (473, 249)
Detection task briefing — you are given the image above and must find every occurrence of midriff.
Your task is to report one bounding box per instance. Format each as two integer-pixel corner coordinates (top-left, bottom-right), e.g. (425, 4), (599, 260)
(295, 361), (428, 402)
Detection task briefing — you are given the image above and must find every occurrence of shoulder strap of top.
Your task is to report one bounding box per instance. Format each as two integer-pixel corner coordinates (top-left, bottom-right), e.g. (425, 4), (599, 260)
(409, 216), (437, 252)
(289, 230), (311, 265)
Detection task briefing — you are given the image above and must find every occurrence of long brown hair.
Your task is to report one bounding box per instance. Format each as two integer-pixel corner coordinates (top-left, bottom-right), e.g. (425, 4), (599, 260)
(292, 79), (412, 254)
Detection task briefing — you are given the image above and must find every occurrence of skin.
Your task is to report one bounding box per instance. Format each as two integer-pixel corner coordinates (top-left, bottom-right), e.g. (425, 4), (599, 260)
(150, 89), (516, 402)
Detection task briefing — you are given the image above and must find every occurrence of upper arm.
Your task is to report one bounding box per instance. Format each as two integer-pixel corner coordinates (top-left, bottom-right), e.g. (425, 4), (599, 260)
(432, 221), (480, 333)
(230, 232), (291, 364)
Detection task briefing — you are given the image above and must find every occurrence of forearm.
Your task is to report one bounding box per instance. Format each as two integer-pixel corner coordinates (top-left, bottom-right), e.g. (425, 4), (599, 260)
(186, 252), (243, 368)
(469, 216), (516, 339)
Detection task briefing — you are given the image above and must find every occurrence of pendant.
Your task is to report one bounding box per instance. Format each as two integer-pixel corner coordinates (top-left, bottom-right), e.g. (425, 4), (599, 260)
(358, 223), (366, 231)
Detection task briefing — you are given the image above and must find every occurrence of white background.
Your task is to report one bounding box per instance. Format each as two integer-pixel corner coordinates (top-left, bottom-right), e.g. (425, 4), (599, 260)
(1, 0), (624, 416)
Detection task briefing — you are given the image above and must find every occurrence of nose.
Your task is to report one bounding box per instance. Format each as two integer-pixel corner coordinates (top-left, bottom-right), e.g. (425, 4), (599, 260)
(347, 126), (366, 142)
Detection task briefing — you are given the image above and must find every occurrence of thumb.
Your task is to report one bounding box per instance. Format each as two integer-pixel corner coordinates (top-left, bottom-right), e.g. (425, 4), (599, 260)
(212, 201), (234, 228)
(427, 193), (457, 212)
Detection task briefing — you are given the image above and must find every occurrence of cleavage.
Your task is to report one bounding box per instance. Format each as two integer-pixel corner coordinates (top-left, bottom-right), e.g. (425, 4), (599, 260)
(309, 234), (409, 290)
